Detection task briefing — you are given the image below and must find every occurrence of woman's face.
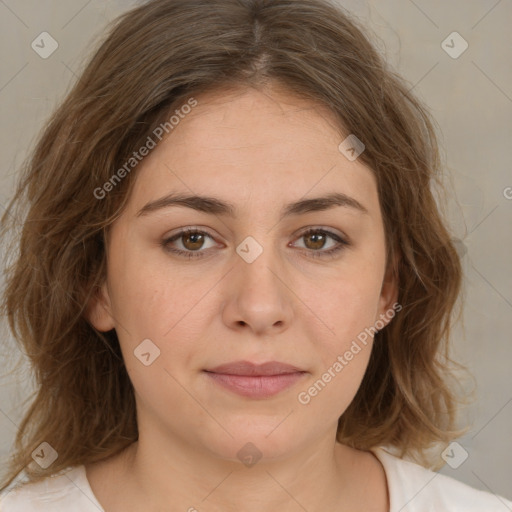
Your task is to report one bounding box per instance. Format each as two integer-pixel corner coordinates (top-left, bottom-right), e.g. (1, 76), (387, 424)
(87, 84), (397, 463)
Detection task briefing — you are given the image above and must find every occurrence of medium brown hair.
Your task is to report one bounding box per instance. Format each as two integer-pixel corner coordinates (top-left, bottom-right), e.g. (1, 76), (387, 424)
(0, 0), (468, 491)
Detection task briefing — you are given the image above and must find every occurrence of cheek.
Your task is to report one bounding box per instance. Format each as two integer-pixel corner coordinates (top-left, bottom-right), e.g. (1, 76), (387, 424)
(107, 238), (189, 335)
(296, 278), (380, 417)
(301, 261), (384, 360)
(107, 245), (218, 378)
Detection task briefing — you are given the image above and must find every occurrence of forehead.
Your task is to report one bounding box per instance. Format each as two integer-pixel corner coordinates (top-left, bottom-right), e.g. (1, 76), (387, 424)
(170, 84), (346, 152)
(123, 85), (380, 220)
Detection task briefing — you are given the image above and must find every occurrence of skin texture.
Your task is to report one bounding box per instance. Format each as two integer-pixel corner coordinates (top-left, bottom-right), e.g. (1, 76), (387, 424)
(85, 83), (397, 512)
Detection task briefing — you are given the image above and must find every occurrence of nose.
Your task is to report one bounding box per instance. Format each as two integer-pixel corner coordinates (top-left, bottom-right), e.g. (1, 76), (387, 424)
(221, 243), (294, 336)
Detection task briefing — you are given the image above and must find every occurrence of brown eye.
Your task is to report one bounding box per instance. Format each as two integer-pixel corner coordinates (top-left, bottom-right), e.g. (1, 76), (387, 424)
(292, 228), (350, 260)
(303, 231), (328, 250)
(162, 228), (217, 259)
(181, 231), (206, 251)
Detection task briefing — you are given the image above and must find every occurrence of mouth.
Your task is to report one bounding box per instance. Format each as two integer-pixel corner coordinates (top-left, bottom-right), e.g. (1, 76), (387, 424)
(203, 360), (308, 399)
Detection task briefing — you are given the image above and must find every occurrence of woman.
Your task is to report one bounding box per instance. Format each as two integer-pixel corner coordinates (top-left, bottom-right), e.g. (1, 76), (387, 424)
(1, 0), (510, 510)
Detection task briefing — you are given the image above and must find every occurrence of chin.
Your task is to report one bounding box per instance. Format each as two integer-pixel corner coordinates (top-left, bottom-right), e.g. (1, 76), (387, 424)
(197, 422), (304, 464)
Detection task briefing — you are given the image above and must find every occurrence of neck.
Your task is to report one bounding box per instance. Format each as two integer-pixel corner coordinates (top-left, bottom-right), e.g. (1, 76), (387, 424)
(110, 436), (373, 511)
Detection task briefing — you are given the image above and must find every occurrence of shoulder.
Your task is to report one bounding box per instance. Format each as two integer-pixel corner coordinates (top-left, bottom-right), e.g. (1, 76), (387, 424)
(371, 447), (512, 512)
(0, 465), (104, 512)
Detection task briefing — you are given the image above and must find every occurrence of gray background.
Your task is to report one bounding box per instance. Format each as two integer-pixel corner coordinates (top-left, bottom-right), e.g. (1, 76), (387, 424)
(0, 0), (511, 503)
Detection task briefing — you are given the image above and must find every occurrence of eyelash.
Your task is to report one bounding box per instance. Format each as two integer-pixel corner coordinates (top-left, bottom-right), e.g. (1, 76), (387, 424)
(161, 227), (350, 260)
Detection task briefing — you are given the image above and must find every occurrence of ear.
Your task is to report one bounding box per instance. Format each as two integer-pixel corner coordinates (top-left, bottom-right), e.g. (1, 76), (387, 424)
(376, 249), (400, 328)
(84, 280), (116, 332)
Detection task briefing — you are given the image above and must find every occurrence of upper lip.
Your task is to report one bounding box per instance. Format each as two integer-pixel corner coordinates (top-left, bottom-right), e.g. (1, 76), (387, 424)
(205, 360), (305, 376)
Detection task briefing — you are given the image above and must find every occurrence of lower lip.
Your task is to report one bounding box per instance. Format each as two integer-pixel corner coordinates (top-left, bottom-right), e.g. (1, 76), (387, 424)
(204, 371), (307, 399)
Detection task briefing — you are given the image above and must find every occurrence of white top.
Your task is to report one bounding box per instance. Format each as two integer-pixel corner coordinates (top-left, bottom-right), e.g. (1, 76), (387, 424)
(1, 447), (511, 511)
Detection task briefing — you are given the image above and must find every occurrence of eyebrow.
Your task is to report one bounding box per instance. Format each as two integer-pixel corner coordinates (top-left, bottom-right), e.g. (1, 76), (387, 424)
(136, 191), (369, 219)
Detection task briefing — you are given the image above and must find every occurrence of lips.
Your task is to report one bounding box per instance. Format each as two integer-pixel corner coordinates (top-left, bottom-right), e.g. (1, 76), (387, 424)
(203, 360), (307, 399)
(205, 360), (304, 376)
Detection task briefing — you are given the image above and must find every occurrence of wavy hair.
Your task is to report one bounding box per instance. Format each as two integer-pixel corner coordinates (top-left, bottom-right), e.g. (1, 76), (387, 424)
(0, 0), (469, 491)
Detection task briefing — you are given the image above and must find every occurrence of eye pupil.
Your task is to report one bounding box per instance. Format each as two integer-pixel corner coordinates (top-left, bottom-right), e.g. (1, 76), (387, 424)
(183, 232), (204, 250)
(305, 231), (326, 250)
